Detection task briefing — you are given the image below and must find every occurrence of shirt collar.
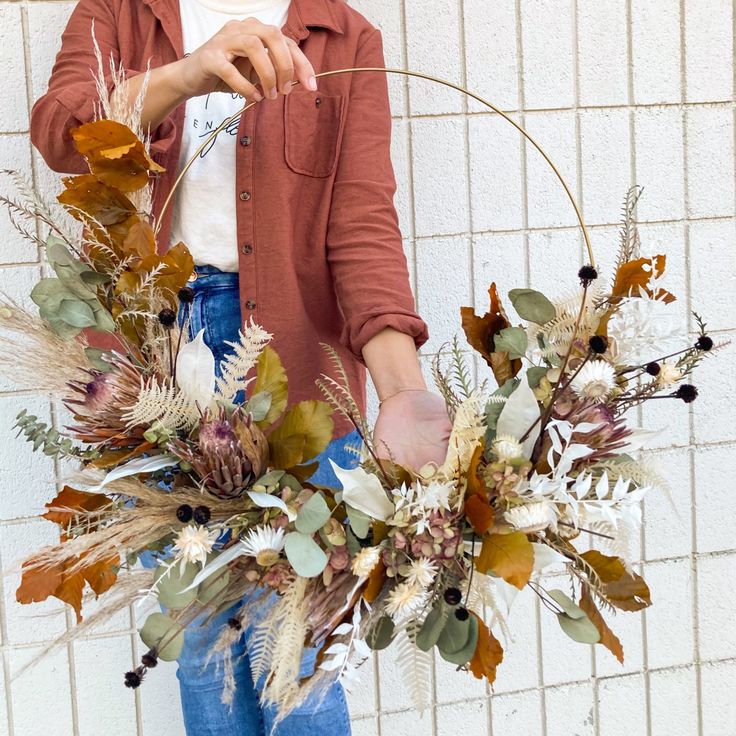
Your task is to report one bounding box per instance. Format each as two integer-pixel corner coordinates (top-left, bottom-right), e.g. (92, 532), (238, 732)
(141, 0), (343, 56)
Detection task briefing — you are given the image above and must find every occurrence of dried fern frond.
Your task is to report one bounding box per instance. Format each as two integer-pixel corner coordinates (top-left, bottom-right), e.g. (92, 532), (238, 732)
(394, 620), (432, 713)
(615, 185), (644, 276)
(430, 346), (461, 421)
(122, 377), (199, 431)
(215, 318), (272, 402)
(315, 343), (373, 446)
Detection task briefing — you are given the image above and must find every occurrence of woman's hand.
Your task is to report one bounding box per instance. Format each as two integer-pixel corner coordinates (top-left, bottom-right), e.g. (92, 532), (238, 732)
(177, 18), (318, 102)
(114, 18), (317, 131)
(372, 389), (452, 473)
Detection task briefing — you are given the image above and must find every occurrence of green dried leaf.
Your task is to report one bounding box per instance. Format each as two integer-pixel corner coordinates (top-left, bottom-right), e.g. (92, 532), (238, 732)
(295, 492), (331, 535)
(58, 299), (97, 328)
(139, 612), (185, 661)
(366, 614), (395, 650)
(493, 327), (528, 359)
(283, 531), (328, 578)
(508, 288), (556, 325)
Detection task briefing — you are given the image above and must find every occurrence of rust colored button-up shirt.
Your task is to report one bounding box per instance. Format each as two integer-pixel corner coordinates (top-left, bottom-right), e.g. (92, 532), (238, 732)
(30, 0), (429, 438)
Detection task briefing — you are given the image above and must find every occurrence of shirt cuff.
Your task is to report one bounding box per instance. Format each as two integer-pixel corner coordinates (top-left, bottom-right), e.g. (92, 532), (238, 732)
(341, 309), (430, 365)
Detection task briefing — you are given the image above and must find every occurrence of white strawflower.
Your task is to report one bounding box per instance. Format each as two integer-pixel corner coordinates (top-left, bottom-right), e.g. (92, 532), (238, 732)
(571, 360), (617, 402)
(351, 546), (382, 577)
(172, 524), (219, 569)
(403, 558), (438, 589)
(492, 434), (525, 461)
(656, 362), (682, 388)
(504, 500), (558, 534)
(384, 581), (427, 620)
(240, 524), (286, 567)
(420, 480), (453, 510)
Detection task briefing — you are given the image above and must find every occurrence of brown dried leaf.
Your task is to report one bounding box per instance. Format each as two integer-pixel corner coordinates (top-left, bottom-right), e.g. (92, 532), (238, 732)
(579, 588), (624, 664)
(611, 255), (676, 304)
(465, 494), (494, 535)
(581, 550), (652, 612)
(469, 612), (504, 683)
(475, 531), (534, 589)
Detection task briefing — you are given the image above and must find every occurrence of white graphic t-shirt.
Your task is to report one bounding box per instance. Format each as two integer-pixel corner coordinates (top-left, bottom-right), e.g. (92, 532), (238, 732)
(169, 0), (292, 272)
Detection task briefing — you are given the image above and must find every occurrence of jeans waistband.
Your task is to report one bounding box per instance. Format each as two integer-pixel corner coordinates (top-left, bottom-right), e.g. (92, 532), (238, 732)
(187, 264), (240, 291)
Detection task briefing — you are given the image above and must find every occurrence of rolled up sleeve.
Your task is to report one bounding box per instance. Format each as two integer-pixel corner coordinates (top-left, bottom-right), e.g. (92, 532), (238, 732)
(30, 0), (176, 174)
(325, 28), (429, 365)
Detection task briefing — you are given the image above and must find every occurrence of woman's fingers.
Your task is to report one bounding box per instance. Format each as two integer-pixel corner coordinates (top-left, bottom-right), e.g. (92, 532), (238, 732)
(215, 59), (263, 102)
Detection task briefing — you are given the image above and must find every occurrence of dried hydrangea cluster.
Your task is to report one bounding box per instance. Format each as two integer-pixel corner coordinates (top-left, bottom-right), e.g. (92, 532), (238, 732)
(1, 121), (722, 720)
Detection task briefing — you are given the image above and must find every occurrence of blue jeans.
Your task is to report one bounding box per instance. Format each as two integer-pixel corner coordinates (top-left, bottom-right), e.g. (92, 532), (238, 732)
(163, 266), (357, 735)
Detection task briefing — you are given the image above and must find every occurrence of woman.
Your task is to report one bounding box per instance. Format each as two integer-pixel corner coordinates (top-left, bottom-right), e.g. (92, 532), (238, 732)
(30, 0), (452, 733)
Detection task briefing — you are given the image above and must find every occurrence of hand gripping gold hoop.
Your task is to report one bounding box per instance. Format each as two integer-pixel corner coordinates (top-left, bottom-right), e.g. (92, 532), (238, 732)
(156, 67), (595, 268)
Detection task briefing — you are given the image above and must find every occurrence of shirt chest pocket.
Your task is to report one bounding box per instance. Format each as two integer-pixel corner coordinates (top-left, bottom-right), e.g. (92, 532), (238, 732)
(283, 90), (346, 178)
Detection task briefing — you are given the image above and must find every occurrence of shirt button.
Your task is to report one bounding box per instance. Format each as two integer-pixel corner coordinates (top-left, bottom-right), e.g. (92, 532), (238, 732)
(239, 191), (251, 201)
(245, 299), (256, 310)
(241, 243), (253, 255)
(239, 135), (251, 146)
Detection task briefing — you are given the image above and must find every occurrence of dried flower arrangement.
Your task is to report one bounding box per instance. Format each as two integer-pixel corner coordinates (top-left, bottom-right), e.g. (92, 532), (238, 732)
(1, 68), (723, 722)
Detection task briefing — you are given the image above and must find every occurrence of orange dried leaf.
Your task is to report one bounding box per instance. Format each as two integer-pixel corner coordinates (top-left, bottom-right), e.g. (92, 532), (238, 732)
(71, 120), (164, 192)
(363, 559), (386, 603)
(465, 494), (494, 535)
(461, 283), (521, 385)
(465, 442), (485, 499)
(43, 485), (110, 529)
(475, 531), (534, 589)
(469, 612), (504, 683)
(579, 588), (624, 664)
(581, 550), (652, 612)
(611, 255), (676, 304)
(58, 174), (137, 226)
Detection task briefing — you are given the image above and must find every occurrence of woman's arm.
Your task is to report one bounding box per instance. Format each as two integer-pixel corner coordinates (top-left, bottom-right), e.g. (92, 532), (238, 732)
(324, 27), (451, 470)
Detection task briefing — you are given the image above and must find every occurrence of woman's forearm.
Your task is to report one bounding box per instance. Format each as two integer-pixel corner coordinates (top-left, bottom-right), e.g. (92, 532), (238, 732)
(112, 59), (191, 132)
(361, 327), (427, 401)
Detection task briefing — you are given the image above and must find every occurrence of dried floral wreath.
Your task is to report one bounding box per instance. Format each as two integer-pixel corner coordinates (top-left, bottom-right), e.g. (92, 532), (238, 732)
(0, 83), (723, 721)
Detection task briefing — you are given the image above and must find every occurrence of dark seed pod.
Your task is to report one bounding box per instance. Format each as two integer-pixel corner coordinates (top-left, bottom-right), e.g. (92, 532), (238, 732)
(124, 669), (143, 689)
(695, 335), (713, 352)
(675, 384), (698, 403)
(178, 287), (195, 304)
(645, 362), (661, 376)
(193, 505), (211, 525)
(228, 617), (242, 630)
(578, 265), (598, 286)
(157, 308), (177, 328)
(443, 587), (462, 606)
(141, 650), (158, 668)
(588, 335), (608, 355)
(454, 606), (470, 621)
(176, 504), (193, 523)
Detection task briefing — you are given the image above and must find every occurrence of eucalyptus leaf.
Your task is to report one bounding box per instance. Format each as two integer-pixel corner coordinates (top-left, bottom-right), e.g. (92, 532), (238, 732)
(80, 270), (111, 285)
(416, 600), (450, 651)
(58, 299), (97, 328)
(252, 469), (286, 492)
(295, 492), (331, 535)
(197, 569), (230, 605)
(346, 506), (370, 539)
(436, 610), (474, 655)
(526, 366), (549, 389)
(283, 531), (328, 578)
(548, 589), (601, 644)
(139, 612), (185, 661)
(438, 614), (479, 665)
(508, 288), (557, 324)
(366, 615), (395, 651)
(154, 562), (198, 609)
(244, 391), (272, 422)
(84, 347), (114, 372)
(493, 327), (529, 359)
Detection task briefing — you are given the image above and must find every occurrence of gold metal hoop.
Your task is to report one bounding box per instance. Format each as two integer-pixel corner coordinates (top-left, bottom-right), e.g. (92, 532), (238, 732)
(156, 67), (595, 267)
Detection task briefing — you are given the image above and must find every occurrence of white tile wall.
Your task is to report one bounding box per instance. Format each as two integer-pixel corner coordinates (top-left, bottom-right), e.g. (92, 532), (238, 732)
(1, 1), (734, 734)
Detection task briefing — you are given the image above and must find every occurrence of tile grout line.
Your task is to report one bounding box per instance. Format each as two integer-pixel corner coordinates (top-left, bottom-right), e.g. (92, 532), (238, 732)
(678, 1), (706, 734)
(513, 2), (547, 731)
(19, 1), (82, 730)
(628, 2), (654, 733)
(572, 3), (601, 729)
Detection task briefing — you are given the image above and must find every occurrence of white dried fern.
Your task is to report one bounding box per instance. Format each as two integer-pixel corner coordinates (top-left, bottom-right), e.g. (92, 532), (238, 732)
(394, 624), (432, 713)
(215, 318), (273, 402)
(122, 377), (199, 431)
